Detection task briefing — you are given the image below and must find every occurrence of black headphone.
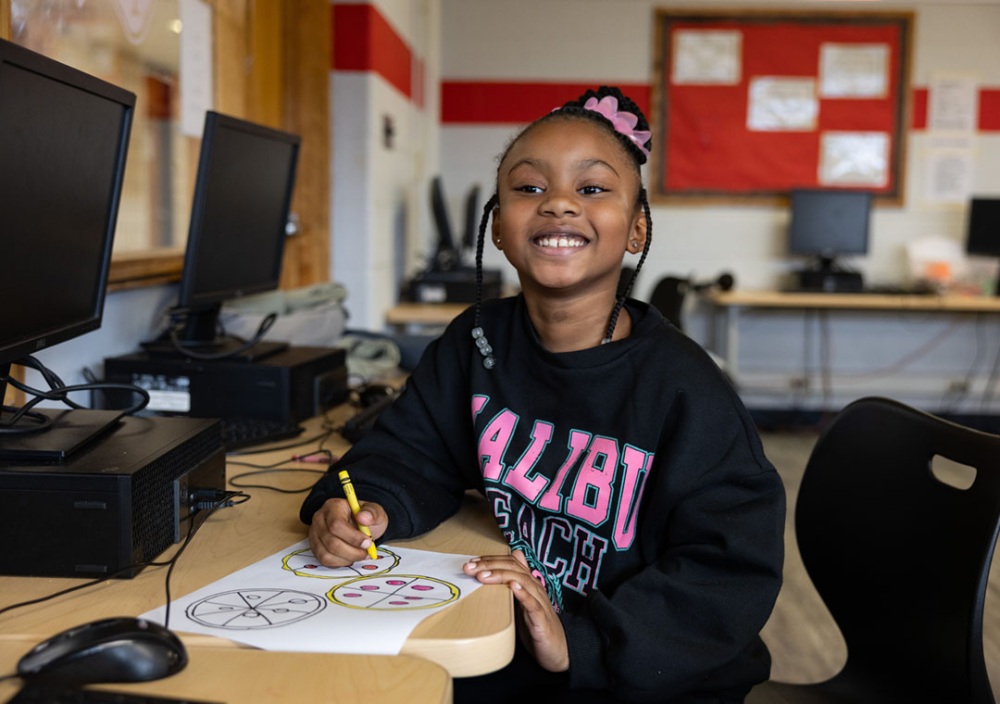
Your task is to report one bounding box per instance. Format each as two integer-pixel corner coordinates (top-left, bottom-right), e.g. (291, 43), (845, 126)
(691, 271), (735, 293)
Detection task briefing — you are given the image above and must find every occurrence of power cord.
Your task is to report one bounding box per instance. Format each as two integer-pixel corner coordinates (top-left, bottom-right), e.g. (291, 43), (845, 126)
(0, 356), (150, 435)
(161, 308), (278, 361)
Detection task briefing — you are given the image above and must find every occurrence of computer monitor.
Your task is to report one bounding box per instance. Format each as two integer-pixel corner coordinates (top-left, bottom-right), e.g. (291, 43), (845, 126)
(149, 111), (301, 360)
(965, 197), (1000, 296)
(788, 188), (872, 292)
(0, 39), (135, 458)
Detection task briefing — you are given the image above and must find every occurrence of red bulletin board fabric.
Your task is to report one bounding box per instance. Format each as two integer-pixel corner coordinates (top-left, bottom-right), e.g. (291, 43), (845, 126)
(654, 13), (911, 200)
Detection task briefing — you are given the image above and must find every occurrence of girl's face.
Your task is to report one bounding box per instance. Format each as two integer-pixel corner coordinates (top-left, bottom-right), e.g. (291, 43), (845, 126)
(492, 118), (646, 301)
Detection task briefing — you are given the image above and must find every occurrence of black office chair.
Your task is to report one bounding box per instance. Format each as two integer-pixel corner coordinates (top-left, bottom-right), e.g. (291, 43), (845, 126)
(747, 397), (1000, 704)
(648, 272), (734, 331)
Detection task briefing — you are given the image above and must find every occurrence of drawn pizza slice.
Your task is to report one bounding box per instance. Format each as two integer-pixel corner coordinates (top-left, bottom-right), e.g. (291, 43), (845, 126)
(186, 588), (326, 629)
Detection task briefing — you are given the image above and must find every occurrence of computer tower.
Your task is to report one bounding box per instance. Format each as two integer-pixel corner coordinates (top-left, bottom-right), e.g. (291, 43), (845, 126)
(0, 413), (225, 578)
(101, 346), (348, 422)
(408, 267), (503, 303)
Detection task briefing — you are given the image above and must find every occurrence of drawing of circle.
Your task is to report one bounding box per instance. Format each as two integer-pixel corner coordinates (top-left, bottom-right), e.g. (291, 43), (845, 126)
(282, 546), (399, 579)
(328, 574), (460, 611)
(186, 589), (325, 630)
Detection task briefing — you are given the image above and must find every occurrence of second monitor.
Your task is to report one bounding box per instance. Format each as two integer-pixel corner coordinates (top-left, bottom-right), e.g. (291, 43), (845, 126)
(144, 111), (301, 361)
(788, 188), (872, 293)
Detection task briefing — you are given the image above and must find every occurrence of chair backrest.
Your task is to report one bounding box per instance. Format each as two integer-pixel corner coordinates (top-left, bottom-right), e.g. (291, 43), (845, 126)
(648, 275), (688, 330)
(796, 397), (1000, 703)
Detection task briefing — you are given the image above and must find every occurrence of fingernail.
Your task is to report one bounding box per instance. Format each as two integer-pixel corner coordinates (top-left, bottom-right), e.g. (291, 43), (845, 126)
(512, 582), (522, 591)
(479, 570), (491, 578)
(361, 538), (372, 548)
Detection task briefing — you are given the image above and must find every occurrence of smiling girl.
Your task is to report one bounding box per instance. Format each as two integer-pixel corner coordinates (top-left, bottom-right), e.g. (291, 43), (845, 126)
(302, 86), (785, 703)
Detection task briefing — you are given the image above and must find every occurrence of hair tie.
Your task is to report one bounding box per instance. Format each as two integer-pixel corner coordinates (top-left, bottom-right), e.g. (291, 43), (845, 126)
(578, 96), (651, 161)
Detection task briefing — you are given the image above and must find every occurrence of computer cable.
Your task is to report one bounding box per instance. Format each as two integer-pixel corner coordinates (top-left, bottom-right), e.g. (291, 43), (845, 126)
(228, 450), (335, 494)
(0, 356), (150, 435)
(162, 308), (278, 361)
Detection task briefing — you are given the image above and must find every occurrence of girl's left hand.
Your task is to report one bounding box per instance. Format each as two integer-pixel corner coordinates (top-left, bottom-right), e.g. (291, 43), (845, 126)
(464, 551), (569, 673)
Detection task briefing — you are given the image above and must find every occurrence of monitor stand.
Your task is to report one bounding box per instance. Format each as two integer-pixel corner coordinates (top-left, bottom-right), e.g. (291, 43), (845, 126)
(794, 256), (864, 293)
(0, 407), (124, 462)
(141, 302), (290, 363)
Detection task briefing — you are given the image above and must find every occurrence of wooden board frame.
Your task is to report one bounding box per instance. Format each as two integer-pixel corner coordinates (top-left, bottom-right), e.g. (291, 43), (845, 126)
(650, 9), (914, 205)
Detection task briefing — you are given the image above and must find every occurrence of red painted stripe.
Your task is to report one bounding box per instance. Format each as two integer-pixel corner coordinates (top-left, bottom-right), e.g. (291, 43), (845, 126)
(441, 81), (651, 125)
(912, 88), (928, 130)
(980, 89), (1000, 131)
(912, 87), (1000, 131)
(333, 3), (412, 99)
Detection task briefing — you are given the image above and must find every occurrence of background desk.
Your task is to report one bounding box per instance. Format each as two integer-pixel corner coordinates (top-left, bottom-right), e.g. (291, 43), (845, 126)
(706, 290), (1000, 417)
(0, 642), (452, 704)
(0, 411), (514, 682)
(386, 302), (469, 334)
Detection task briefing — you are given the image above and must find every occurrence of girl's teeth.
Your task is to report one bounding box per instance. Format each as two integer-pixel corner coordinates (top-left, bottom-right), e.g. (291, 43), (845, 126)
(539, 236), (584, 248)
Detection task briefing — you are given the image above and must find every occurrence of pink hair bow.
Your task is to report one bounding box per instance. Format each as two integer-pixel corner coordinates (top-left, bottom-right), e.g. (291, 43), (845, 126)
(583, 96), (651, 160)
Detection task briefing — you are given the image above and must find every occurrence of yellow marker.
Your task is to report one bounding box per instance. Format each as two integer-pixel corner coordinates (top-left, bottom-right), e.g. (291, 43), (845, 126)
(338, 469), (379, 560)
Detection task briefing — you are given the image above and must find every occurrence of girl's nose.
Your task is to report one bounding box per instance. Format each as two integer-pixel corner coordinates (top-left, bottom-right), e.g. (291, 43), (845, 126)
(540, 187), (579, 217)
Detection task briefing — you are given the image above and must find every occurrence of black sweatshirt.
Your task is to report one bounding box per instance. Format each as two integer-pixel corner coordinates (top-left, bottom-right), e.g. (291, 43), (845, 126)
(301, 295), (785, 702)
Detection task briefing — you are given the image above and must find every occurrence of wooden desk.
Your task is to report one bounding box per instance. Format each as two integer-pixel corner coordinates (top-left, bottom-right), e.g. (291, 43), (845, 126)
(707, 290), (1000, 380)
(385, 302), (469, 333)
(0, 412), (514, 680)
(0, 641), (452, 704)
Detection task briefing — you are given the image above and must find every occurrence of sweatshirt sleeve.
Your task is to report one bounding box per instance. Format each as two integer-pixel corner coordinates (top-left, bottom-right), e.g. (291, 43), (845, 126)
(562, 394), (786, 701)
(300, 318), (481, 541)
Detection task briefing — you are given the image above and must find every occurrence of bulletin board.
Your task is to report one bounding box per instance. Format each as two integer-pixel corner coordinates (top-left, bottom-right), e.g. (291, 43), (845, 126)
(651, 10), (913, 203)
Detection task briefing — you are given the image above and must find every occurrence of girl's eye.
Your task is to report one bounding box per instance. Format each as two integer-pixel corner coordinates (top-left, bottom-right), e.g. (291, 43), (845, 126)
(515, 184), (543, 194)
(580, 185), (607, 195)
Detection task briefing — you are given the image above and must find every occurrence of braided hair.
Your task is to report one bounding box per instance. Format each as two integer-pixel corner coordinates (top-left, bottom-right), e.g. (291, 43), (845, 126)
(470, 86), (653, 369)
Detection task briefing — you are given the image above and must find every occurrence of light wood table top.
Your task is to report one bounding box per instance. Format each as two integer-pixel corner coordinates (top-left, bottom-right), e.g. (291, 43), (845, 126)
(0, 641), (452, 704)
(0, 411), (514, 679)
(709, 289), (1000, 312)
(385, 302), (470, 327)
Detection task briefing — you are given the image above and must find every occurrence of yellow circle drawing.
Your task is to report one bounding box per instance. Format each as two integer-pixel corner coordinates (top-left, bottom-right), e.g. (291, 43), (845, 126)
(281, 546), (399, 579)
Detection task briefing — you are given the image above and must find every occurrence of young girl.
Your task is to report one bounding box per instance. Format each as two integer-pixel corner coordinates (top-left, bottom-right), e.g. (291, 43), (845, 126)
(301, 86), (785, 703)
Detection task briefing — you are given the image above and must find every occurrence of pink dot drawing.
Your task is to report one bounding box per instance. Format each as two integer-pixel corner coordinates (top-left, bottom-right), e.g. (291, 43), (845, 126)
(329, 575), (460, 611)
(282, 546), (399, 579)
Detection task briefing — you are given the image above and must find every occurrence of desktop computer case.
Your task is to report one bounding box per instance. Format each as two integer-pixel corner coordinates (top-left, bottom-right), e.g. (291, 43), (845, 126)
(102, 346), (348, 423)
(0, 415), (225, 578)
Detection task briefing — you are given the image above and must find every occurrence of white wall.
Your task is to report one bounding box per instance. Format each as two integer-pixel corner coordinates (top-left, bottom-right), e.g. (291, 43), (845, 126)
(330, 0), (441, 330)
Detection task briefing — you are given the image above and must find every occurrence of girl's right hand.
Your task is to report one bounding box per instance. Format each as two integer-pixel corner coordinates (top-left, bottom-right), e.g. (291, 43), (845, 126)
(308, 497), (389, 567)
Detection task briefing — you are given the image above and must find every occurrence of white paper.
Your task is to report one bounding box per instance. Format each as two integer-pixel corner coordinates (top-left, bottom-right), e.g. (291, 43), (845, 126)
(746, 77), (817, 131)
(179, 0), (213, 137)
(928, 74), (979, 133)
(819, 43), (889, 99)
(818, 131), (889, 187)
(671, 29), (742, 85)
(923, 147), (975, 204)
(141, 541), (484, 655)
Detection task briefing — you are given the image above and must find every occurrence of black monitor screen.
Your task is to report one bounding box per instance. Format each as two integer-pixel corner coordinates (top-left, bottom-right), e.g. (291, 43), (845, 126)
(788, 189), (872, 259)
(966, 197), (1000, 257)
(178, 112), (300, 309)
(0, 39), (134, 369)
